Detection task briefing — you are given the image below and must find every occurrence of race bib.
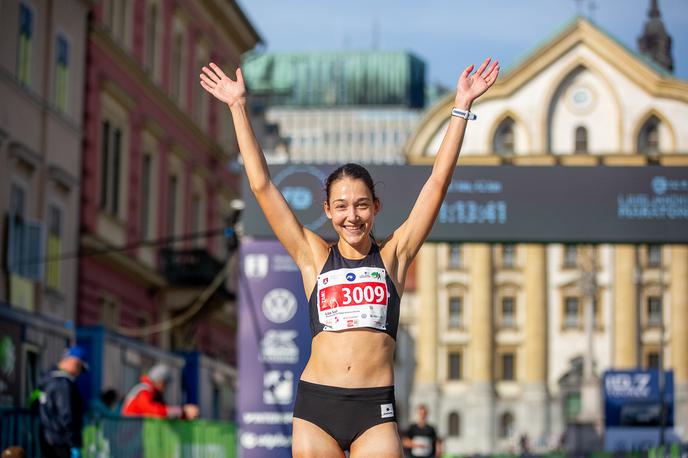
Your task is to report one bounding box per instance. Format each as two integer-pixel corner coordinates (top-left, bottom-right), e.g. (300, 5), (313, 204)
(411, 436), (433, 456)
(317, 266), (389, 331)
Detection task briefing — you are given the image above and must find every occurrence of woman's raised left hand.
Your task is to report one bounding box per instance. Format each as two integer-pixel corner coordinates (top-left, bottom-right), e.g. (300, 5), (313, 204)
(455, 57), (500, 108)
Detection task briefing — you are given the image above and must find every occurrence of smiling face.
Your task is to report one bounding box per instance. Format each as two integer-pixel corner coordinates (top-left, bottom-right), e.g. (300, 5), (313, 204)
(324, 177), (380, 248)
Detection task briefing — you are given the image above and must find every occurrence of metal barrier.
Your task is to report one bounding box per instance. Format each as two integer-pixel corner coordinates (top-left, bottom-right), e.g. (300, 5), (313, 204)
(82, 415), (145, 458)
(83, 414), (236, 458)
(0, 409), (41, 457)
(1, 409), (684, 458)
(440, 443), (688, 458)
(0, 409), (236, 458)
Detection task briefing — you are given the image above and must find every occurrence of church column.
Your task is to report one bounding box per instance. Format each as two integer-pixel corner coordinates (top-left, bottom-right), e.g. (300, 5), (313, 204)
(670, 246), (688, 439)
(613, 246), (638, 368)
(522, 244), (549, 443)
(413, 244), (440, 421)
(466, 244), (494, 453)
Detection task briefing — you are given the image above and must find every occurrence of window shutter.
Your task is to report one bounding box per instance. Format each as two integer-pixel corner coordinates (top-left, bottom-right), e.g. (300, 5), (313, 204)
(23, 221), (44, 281)
(46, 235), (62, 290)
(6, 215), (24, 275)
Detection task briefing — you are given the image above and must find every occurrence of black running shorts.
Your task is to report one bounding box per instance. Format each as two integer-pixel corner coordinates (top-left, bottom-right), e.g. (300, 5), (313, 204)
(293, 380), (397, 451)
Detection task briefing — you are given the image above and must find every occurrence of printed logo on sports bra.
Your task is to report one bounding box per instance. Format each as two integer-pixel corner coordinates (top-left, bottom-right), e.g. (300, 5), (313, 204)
(317, 266), (388, 332)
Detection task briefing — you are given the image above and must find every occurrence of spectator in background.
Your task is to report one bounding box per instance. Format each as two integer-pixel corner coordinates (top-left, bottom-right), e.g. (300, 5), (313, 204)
(121, 363), (199, 419)
(519, 433), (532, 456)
(38, 346), (88, 458)
(90, 388), (120, 417)
(402, 404), (443, 458)
(100, 388), (120, 412)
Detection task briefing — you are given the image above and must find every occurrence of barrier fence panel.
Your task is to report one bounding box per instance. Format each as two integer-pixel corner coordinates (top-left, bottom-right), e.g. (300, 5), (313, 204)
(83, 416), (236, 458)
(0, 409), (41, 458)
(1, 410), (236, 458)
(1, 409), (683, 457)
(83, 415), (144, 457)
(141, 418), (236, 458)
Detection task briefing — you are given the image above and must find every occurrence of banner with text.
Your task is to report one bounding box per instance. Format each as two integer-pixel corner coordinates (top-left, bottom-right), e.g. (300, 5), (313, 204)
(237, 240), (311, 457)
(603, 370), (678, 452)
(242, 165), (688, 243)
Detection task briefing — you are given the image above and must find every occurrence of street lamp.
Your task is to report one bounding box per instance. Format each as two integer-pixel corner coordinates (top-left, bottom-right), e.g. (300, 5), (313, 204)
(578, 245), (601, 425)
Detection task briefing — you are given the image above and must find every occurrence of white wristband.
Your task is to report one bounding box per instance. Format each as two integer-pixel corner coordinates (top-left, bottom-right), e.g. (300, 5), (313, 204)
(451, 107), (477, 120)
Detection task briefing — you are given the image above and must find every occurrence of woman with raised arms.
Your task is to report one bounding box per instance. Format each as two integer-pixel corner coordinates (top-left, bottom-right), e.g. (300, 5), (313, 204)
(200, 57), (499, 457)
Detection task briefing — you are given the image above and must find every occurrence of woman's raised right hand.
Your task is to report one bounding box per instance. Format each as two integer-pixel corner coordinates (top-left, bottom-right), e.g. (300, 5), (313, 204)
(200, 63), (246, 107)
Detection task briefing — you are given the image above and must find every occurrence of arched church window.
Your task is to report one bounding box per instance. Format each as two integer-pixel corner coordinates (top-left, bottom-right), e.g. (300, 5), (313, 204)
(492, 118), (515, 155)
(637, 116), (660, 154)
(448, 412), (461, 437)
(574, 126), (588, 153)
(498, 412), (515, 438)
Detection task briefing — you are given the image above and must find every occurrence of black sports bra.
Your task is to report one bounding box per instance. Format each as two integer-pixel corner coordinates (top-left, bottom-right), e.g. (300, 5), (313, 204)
(308, 243), (400, 340)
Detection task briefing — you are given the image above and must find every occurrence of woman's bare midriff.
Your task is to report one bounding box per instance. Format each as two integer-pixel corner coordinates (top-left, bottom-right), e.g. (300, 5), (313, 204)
(300, 329), (396, 388)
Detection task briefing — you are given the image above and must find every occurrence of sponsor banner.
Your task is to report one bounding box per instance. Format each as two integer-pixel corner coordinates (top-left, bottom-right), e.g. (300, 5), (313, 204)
(603, 370), (674, 428)
(238, 240), (311, 457)
(242, 165), (688, 243)
(604, 427), (682, 452)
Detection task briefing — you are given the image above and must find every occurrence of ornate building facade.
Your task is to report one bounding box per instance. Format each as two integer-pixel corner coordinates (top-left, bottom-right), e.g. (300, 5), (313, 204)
(76, 0), (260, 418)
(404, 14), (687, 454)
(0, 0), (89, 408)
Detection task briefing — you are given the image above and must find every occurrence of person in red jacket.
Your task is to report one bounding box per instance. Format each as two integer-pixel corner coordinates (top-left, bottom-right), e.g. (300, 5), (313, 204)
(121, 363), (198, 419)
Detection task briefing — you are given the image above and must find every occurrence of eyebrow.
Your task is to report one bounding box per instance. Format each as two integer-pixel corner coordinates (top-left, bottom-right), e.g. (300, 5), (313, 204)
(332, 197), (372, 204)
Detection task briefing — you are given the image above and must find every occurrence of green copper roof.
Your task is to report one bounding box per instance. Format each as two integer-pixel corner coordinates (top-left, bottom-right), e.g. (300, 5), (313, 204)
(242, 51), (426, 108)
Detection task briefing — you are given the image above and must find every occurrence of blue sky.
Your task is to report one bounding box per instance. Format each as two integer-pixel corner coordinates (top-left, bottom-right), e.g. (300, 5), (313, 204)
(236, 0), (688, 88)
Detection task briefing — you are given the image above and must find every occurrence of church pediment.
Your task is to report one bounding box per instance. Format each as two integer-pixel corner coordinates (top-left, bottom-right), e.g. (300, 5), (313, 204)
(405, 18), (688, 158)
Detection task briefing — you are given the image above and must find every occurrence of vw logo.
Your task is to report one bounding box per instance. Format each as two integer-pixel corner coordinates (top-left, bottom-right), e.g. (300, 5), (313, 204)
(346, 273), (356, 282)
(261, 288), (298, 323)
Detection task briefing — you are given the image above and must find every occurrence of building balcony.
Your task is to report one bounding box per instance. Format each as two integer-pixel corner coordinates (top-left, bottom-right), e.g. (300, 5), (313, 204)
(160, 248), (225, 287)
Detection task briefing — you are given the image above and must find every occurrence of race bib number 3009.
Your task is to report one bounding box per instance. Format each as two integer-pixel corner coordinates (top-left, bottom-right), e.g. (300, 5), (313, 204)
(317, 266), (389, 331)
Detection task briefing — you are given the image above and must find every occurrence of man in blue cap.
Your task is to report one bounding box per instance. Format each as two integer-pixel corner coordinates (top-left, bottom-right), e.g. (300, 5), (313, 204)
(38, 345), (88, 458)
